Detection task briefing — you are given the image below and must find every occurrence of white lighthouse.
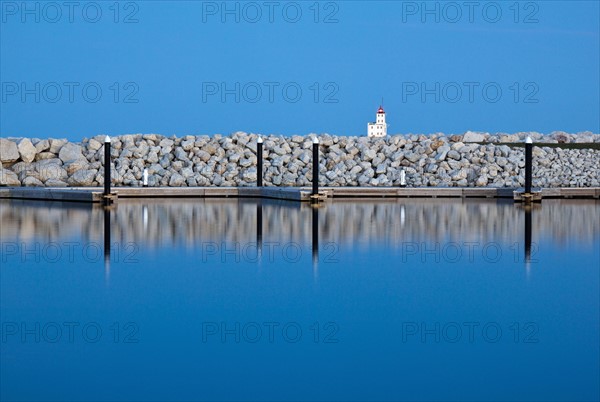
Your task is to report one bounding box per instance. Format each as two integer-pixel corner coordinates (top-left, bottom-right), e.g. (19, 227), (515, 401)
(368, 105), (387, 137)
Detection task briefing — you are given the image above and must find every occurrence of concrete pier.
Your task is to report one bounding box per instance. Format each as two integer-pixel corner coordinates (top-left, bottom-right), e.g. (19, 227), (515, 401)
(1, 186), (599, 203)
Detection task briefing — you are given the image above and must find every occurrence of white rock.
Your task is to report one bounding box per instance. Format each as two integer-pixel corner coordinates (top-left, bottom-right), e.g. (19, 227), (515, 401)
(35, 139), (50, 153)
(181, 139), (195, 151)
(463, 131), (486, 142)
(87, 138), (103, 152)
(499, 134), (519, 143)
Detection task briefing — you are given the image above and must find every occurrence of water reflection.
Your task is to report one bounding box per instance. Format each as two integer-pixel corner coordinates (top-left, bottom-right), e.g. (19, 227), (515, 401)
(2, 198), (598, 281)
(2, 198), (597, 250)
(1, 198), (599, 401)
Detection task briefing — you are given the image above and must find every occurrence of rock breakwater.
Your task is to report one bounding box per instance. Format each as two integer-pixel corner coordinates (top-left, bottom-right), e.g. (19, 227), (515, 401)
(1, 131), (599, 188)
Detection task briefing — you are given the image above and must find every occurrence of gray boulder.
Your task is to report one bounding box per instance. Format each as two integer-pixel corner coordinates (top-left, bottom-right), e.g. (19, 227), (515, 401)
(65, 159), (89, 175)
(159, 138), (174, 148)
(49, 138), (68, 153)
(435, 146), (450, 161)
(0, 139), (20, 163)
(242, 167), (257, 182)
(59, 143), (84, 163)
(38, 164), (68, 182)
(169, 173), (186, 186)
(476, 175), (489, 187)
(447, 150), (461, 160)
(45, 179), (68, 187)
(36, 152), (56, 160)
(362, 149), (377, 160)
(181, 139), (195, 151)
(22, 176), (44, 186)
(68, 169), (97, 186)
(0, 167), (20, 186)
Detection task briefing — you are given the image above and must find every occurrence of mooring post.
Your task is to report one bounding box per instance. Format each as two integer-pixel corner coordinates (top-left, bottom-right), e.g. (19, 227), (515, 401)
(143, 168), (148, 187)
(312, 137), (319, 198)
(399, 169), (406, 187)
(257, 136), (263, 187)
(104, 136), (112, 204)
(525, 136), (532, 194)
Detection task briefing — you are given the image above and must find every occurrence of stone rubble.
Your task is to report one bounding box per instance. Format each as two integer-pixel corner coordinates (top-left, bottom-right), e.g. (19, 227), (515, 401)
(1, 131), (599, 188)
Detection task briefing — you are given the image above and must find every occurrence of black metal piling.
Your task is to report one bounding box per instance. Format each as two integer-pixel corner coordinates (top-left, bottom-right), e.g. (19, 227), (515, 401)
(103, 136), (112, 205)
(312, 137), (319, 199)
(257, 136), (263, 187)
(525, 136), (533, 194)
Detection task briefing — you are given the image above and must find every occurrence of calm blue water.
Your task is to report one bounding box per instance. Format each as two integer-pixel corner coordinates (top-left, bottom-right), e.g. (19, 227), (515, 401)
(1, 198), (599, 402)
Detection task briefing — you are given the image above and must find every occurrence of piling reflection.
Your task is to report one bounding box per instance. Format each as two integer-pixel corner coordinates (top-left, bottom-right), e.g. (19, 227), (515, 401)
(312, 205), (319, 280)
(525, 206), (532, 264)
(142, 205), (148, 231)
(256, 200), (263, 251)
(103, 205), (111, 283)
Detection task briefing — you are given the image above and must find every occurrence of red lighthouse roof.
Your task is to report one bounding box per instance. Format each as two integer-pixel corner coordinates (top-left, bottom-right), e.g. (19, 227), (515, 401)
(377, 106), (385, 114)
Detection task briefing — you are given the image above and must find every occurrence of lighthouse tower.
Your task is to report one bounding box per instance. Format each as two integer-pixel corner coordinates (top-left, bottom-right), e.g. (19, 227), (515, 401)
(368, 106), (387, 137)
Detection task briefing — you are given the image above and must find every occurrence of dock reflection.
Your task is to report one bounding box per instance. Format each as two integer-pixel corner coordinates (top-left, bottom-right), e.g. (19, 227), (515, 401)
(1, 198), (598, 251)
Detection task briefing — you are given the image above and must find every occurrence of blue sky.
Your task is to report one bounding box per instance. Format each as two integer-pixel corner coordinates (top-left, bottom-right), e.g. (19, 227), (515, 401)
(1, 0), (598, 141)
